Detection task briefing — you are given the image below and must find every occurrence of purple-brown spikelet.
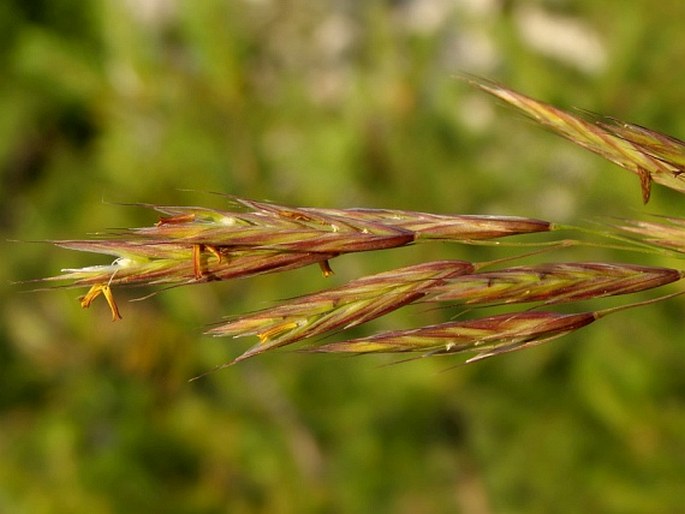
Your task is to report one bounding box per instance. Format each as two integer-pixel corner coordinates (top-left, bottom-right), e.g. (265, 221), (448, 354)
(208, 260), (476, 364)
(614, 216), (685, 255)
(312, 310), (600, 362)
(134, 201), (416, 253)
(220, 197), (553, 241)
(205, 260), (681, 365)
(42, 197), (554, 320)
(468, 77), (685, 203)
(311, 291), (683, 363)
(304, 207), (553, 241)
(427, 262), (683, 306)
(53, 241), (337, 287)
(597, 119), (685, 170)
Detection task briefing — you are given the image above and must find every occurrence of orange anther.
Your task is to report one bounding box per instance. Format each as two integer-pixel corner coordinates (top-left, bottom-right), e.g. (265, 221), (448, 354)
(80, 283), (122, 321)
(206, 245), (223, 262)
(319, 260), (334, 277)
(193, 244), (203, 279)
(193, 244), (223, 279)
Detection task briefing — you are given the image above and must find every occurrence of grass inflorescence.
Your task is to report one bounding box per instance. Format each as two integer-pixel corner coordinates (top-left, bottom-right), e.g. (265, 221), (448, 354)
(33, 78), (685, 371)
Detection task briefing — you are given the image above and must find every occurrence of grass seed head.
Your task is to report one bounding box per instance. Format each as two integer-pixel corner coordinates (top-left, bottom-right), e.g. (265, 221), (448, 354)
(427, 262), (683, 305)
(209, 260), (476, 364)
(42, 197), (556, 321)
(468, 77), (685, 203)
(614, 217), (685, 255)
(312, 310), (599, 362)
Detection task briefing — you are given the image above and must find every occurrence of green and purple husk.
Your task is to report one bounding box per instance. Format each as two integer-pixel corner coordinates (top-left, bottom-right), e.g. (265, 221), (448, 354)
(614, 216), (685, 255)
(427, 262), (683, 305)
(468, 77), (685, 203)
(311, 291), (683, 362)
(311, 310), (599, 362)
(44, 197), (553, 290)
(207, 260), (681, 364)
(209, 260), (476, 364)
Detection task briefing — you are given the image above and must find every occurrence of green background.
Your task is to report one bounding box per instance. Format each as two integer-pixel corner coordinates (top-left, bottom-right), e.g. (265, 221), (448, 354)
(3, 1), (685, 512)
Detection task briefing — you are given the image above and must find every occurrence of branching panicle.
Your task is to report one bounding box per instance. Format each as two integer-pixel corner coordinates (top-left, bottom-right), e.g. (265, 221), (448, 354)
(34, 78), (685, 369)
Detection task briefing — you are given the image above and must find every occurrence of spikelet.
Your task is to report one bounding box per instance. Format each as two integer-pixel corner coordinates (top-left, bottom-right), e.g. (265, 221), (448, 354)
(207, 260), (681, 364)
(41, 197), (554, 320)
(613, 216), (685, 255)
(208, 260), (476, 364)
(468, 77), (685, 203)
(427, 262), (683, 306)
(312, 310), (599, 361)
(312, 292), (682, 363)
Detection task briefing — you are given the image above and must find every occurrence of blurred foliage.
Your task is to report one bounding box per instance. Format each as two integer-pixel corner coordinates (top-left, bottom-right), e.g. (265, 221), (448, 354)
(4, 0), (685, 512)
